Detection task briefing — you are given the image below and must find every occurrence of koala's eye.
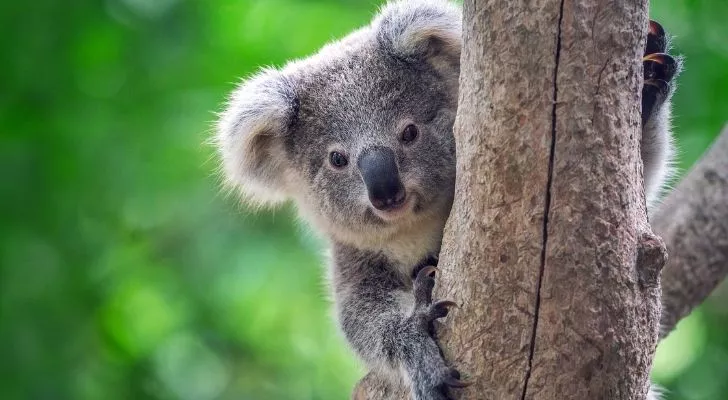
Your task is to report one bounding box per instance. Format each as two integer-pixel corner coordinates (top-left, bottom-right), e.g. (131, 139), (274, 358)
(329, 151), (349, 168)
(400, 124), (419, 144)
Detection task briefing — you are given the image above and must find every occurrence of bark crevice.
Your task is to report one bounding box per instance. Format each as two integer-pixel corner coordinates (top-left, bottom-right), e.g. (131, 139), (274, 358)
(520, 0), (566, 398)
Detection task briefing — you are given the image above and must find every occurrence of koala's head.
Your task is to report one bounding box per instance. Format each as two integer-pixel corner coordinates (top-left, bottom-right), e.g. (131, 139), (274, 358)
(216, 0), (461, 246)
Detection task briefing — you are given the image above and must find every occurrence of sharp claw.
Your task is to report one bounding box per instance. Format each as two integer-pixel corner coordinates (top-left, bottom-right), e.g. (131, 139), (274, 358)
(445, 376), (473, 388)
(645, 20), (667, 56)
(643, 52), (671, 64)
(434, 300), (458, 310)
(411, 255), (440, 279)
(643, 53), (677, 82)
(417, 265), (439, 280)
(648, 20), (664, 37)
(428, 300), (459, 320)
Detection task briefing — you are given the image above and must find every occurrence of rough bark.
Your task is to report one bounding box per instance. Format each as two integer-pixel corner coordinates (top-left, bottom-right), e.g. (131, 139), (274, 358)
(353, 0), (664, 399)
(656, 125), (728, 337)
(434, 0), (662, 399)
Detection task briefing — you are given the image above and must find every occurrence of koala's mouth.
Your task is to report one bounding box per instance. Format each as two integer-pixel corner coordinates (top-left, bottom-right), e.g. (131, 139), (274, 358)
(371, 194), (416, 222)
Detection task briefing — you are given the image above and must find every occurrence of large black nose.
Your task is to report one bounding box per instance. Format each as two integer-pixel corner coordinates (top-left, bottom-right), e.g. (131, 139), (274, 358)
(357, 147), (406, 211)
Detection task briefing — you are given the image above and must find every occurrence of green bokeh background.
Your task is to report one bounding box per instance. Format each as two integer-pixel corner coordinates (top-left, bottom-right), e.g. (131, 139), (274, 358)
(1, 1), (726, 399)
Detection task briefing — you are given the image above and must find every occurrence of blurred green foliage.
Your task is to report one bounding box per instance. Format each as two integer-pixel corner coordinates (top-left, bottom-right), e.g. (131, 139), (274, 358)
(0, 0), (726, 399)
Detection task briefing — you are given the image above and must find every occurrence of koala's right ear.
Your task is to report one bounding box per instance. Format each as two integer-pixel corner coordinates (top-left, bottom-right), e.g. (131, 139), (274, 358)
(373, 0), (461, 70)
(215, 68), (299, 206)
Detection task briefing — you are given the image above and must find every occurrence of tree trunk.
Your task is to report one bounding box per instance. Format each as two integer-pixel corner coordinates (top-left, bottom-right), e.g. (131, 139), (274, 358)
(354, 0), (675, 398)
(435, 0), (662, 399)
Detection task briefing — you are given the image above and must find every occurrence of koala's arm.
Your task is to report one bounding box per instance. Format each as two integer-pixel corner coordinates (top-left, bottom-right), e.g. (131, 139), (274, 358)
(332, 248), (465, 400)
(641, 20), (682, 210)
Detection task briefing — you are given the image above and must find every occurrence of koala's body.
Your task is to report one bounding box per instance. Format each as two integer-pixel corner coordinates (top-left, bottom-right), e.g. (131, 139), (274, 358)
(216, 1), (679, 399)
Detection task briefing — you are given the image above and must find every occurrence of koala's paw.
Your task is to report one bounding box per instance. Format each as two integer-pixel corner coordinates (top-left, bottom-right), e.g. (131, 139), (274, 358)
(411, 367), (469, 400)
(412, 265), (457, 334)
(642, 20), (681, 126)
(406, 265), (470, 400)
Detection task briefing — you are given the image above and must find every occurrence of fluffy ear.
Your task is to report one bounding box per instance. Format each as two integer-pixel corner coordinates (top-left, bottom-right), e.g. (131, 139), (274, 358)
(215, 68), (299, 206)
(373, 0), (461, 67)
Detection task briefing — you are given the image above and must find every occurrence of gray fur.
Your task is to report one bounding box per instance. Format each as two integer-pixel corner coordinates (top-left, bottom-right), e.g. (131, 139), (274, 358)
(215, 1), (676, 398)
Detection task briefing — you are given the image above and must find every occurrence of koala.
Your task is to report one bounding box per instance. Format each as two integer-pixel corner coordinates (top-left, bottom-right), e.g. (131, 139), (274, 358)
(215, 1), (680, 399)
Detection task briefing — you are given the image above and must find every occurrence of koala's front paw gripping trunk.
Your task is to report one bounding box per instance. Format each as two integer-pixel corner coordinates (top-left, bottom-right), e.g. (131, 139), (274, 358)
(336, 260), (468, 400)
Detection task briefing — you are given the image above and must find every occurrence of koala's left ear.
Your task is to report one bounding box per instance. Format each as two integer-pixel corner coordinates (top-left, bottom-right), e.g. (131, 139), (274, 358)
(215, 68), (299, 206)
(373, 0), (461, 69)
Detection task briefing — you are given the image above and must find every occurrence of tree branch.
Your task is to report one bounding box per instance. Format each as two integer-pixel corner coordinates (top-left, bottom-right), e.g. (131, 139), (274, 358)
(655, 124), (728, 337)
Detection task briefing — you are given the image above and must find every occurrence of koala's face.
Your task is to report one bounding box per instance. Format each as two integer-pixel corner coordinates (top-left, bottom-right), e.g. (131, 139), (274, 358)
(289, 50), (458, 241)
(216, 0), (461, 245)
